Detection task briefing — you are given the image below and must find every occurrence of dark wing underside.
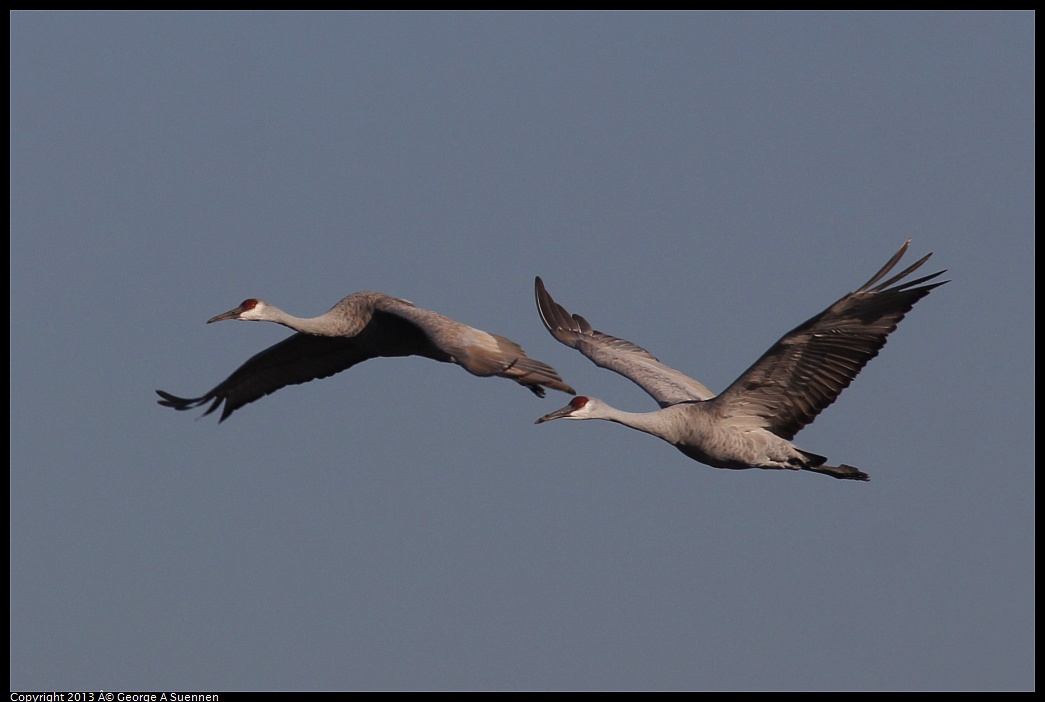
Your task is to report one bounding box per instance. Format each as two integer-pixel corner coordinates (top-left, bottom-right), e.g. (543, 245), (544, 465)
(711, 240), (947, 440)
(156, 311), (447, 422)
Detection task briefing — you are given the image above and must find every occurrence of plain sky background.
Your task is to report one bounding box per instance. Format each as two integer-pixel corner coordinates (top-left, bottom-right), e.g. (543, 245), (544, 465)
(10, 11), (1033, 691)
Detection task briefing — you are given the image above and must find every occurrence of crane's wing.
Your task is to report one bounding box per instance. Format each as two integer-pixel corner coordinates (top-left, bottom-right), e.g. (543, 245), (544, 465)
(535, 277), (716, 407)
(156, 329), (400, 422)
(710, 240), (947, 440)
(376, 298), (576, 398)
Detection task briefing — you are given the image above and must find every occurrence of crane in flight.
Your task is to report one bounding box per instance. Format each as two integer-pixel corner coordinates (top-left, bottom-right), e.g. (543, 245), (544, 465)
(158, 291), (575, 422)
(533, 241), (947, 481)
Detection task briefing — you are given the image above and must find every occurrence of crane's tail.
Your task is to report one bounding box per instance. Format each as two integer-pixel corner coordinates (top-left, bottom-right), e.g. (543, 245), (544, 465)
(460, 333), (576, 398)
(495, 353), (577, 398)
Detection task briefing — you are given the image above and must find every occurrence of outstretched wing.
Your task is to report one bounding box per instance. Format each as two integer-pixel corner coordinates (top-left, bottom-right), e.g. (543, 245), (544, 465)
(711, 240), (947, 440)
(155, 315), (423, 422)
(535, 277), (716, 407)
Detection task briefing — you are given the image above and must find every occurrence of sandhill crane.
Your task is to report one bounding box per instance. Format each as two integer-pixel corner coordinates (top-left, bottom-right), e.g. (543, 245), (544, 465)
(157, 292), (575, 422)
(534, 241), (947, 481)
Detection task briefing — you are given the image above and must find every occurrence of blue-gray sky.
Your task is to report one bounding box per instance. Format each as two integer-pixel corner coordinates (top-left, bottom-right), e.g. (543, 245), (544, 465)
(10, 11), (1034, 691)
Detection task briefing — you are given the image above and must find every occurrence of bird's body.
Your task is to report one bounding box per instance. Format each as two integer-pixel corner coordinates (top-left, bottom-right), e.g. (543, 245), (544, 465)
(534, 241), (947, 481)
(158, 291), (574, 422)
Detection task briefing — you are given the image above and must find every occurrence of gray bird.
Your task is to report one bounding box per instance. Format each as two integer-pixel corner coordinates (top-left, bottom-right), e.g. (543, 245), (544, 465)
(158, 291), (575, 422)
(534, 241), (946, 481)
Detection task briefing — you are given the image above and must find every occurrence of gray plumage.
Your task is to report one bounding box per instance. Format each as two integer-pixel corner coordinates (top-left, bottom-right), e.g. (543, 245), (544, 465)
(158, 291), (575, 422)
(534, 240), (947, 481)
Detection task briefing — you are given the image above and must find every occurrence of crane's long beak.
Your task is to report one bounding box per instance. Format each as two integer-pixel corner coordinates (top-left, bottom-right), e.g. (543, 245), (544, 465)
(535, 404), (575, 424)
(207, 306), (245, 324)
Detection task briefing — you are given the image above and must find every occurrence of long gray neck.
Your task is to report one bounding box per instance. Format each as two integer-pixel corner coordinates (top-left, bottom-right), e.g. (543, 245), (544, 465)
(594, 403), (688, 444)
(264, 308), (358, 336)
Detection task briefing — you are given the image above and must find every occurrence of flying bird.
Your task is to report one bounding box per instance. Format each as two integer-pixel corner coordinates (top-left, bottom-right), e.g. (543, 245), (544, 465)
(534, 241), (947, 481)
(158, 292), (575, 422)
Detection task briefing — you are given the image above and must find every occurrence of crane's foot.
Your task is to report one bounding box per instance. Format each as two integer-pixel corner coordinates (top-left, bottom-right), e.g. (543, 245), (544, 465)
(808, 463), (870, 481)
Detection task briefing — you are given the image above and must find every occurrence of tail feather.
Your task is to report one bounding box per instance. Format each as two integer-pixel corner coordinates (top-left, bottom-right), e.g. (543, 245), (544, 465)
(461, 333), (576, 397)
(495, 352), (577, 397)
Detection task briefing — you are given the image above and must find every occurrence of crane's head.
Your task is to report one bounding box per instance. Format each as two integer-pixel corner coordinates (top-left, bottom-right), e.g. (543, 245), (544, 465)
(535, 395), (601, 424)
(207, 298), (270, 323)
